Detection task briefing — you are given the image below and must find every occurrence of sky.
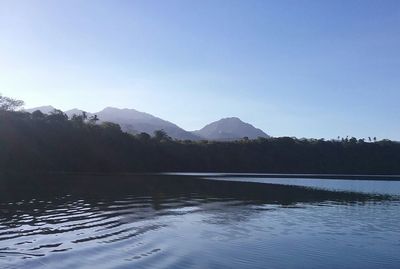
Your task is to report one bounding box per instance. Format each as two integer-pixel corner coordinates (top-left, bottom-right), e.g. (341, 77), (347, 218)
(1, 0), (399, 139)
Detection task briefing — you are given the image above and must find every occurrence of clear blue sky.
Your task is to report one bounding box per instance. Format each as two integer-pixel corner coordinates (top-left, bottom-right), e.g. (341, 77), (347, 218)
(1, 0), (399, 139)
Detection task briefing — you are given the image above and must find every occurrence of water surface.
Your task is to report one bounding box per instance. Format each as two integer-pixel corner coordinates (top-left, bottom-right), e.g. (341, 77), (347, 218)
(205, 175), (400, 195)
(0, 173), (399, 269)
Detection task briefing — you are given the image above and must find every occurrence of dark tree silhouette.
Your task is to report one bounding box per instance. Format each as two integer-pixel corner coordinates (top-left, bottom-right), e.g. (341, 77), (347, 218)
(154, 129), (171, 141)
(32, 110), (46, 120)
(137, 132), (151, 141)
(0, 96), (399, 175)
(89, 114), (99, 124)
(48, 109), (68, 122)
(0, 94), (24, 111)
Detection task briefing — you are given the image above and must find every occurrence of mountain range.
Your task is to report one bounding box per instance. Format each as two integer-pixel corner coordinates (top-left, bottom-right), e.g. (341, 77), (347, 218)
(25, 106), (269, 141)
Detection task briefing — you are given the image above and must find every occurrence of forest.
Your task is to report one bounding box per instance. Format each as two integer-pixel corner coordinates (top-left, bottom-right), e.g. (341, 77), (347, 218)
(1, 95), (400, 174)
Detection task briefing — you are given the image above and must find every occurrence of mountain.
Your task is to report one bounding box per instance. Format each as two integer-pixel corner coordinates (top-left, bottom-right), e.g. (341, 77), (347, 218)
(25, 106), (56, 114)
(26, 106), (200, 140)
(24, 107), (268, 141)
(193, 117), (269, 141)
(65, 108), (91, 118)
(94, 107), (200, 140)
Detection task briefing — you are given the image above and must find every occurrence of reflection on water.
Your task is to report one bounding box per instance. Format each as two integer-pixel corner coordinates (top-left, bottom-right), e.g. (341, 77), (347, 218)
(0, 174), (399, 269)
(206, 176), (400, 196)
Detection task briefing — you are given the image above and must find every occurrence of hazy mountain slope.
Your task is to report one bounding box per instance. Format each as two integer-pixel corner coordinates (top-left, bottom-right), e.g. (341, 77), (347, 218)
(27, 106), (198, 139)
(95, 107), (201, 140)
(65, 109), (92, 118)
(25, 107), (267, 141)
(193, 117), (269, 140)
(25, 106), (57, 114)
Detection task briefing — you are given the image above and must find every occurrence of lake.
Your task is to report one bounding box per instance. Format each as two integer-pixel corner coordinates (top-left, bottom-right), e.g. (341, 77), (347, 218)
(1, 173), (400, 269)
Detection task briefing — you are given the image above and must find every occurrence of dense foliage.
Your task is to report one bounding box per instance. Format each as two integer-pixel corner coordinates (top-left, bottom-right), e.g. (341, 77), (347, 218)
(1, 109), (400, 174)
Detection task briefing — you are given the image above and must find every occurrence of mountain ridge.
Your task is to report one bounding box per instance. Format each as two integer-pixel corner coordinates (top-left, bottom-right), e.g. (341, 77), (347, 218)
(25, 106), (269, 140)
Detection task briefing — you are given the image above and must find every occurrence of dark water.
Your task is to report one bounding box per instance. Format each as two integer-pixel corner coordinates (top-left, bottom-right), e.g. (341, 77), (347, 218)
(205, 175), (400, 195)
(1, 174), (400, 269)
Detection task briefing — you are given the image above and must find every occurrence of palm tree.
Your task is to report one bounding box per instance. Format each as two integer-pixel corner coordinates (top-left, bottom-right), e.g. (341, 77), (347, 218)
(89, 114), (99, 124)
(154, 129), (171, 141)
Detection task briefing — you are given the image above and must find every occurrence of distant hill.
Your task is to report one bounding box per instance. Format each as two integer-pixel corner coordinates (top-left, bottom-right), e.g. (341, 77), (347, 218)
(193, 117), (269, 141)
(25, 107), (268, 141)
(26, 106), (201, 140)
(94, 107), (200, 140)
(65, 108), (91, 118)
(25, 106), (56, 114)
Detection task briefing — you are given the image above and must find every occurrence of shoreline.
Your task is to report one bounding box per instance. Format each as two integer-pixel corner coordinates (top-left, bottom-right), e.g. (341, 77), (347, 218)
(1, 171), (400, 181)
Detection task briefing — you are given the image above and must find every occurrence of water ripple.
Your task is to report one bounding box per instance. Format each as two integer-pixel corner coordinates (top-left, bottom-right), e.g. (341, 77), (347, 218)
(1, 174), (400, 269)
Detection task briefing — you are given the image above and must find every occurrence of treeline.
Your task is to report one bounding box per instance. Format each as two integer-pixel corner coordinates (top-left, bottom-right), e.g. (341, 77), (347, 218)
(1, 108), (400, 174)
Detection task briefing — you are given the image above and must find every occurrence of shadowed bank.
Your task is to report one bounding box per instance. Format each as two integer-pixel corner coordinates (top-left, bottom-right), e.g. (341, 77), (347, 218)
(1, 107), (400, 175)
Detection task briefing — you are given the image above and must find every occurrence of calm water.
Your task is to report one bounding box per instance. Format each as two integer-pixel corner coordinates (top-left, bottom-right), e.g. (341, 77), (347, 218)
(205, 175), (400, 195)
(1, 174), (400, 269)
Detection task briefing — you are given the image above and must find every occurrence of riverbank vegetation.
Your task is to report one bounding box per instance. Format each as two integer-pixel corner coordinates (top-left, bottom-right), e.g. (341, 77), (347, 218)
(1, 95), (400, 174)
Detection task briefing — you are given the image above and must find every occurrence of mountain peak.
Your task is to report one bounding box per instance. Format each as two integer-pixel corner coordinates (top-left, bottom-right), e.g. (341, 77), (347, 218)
(102, 106), (129, 111)
(219, 117), (242, 122)
(95, 107), (201, 140)
(24, 106), (267, 141)
(193, 117), (269, 141)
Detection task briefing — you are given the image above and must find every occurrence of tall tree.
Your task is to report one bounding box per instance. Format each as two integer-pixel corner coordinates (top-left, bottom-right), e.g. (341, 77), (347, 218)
(154, 129), (171, 141)
(88, 114), (99, 124)
(0, 94), (24, 111)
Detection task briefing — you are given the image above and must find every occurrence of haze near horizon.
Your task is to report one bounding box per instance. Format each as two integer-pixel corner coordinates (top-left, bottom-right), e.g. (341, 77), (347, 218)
(1, 0), (399, 139)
